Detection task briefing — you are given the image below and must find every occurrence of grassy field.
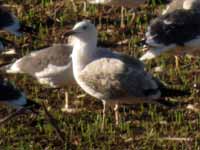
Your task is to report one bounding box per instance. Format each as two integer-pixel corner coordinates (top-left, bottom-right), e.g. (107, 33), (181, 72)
(0, 0), (200, 149)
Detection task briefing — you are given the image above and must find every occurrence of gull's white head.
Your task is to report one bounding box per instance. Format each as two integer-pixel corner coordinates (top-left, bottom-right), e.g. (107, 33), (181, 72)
(64, 20), (97, 46)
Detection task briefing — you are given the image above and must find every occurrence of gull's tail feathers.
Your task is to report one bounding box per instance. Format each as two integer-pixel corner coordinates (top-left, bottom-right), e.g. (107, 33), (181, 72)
(0, 59), (22, 74)
(155, 77), (190, 98)
(154, 78), (190, 107)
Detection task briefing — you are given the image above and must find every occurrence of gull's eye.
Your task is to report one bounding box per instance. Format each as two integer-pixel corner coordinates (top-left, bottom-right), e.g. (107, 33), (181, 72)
(82, 26), (88, 30)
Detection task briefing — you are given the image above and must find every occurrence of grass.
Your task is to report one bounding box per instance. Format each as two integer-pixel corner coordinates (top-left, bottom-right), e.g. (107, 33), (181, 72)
(0, 0), (200, 149)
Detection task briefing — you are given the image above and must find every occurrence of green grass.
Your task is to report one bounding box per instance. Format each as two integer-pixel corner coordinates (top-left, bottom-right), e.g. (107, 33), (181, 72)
(0, 0), (200, 149)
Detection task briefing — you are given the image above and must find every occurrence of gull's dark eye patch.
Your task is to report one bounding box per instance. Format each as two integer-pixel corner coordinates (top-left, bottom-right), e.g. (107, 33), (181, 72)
(82, 25), (88, 30)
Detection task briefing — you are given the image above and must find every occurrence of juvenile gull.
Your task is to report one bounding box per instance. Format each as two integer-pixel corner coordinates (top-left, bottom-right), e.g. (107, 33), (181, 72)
(1, 44), (77, 113)
(87, 0), (146, 27)
(140, 0), (200, 67)
(64, 20), (189, 125)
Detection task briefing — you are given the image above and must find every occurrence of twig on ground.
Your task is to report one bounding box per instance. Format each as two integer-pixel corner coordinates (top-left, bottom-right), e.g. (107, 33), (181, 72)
(42, 102), (65, 143)
(0, 108), (25, 124)
(161, 137), (193, 142)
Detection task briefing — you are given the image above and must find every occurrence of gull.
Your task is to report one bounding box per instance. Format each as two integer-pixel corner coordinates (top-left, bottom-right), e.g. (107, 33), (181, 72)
(0, 78), (38, 108)
(1, 44), (77, 113)
(0, 5), (21, 36)
(162, 0), (185, 15)
(64, 20), (189, 126)
(161, 0), (200, 68)
(0, 5), (35, 51)
(0, 77), (39, 123)
(162, 0), (200, 15)
(140, 0), (200, 69)
(0, 5), (21, 52)
(87, 0), (146, 28)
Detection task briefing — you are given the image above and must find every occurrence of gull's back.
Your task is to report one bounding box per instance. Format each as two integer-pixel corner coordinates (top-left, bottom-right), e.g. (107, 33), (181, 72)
(162, 0), (185, 14)
(95, 47), (144, 69)
(162, 0), (200, 15)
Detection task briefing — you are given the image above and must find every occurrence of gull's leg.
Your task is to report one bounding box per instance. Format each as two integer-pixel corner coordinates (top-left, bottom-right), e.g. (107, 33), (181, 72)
(62, 91), (76, 113)
(175, 46), (184, 71)
(120, 6), (125, 28)
(64, 91), (69, 109)
(98, 5), (102, 29)
(175, 55), (180, 71)
(114, 104), (119, 126)
(101, 100), (107, 130)
(83, 1), (87, 12)
(70, 0), (77, 12)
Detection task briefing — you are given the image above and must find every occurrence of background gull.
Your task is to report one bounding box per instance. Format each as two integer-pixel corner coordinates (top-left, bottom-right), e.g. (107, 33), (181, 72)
(162, 0), (200, 15)
(87, 0), (146, 27)
(64, 20), (189, 126)
(0, 5), (35, 51)
(0, 77), (38, 108)
(140, 0), (200, 69)
(0, 5), (21, 52)
(1, 44), (77, 113)
(0, 5), (21, 36)
(0, 77), (39, 123)
(162, 0), (185, 15)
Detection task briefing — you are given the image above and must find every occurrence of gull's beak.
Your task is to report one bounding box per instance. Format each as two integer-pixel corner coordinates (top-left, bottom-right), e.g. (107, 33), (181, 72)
(62, 30), (77, 38)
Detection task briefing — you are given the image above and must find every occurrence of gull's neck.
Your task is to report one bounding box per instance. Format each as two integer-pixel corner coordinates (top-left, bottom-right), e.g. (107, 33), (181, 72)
(72, 38), (97, 77)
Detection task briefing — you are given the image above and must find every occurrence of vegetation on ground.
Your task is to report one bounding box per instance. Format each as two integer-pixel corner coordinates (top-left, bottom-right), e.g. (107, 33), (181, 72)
(0, 0), (200, 149)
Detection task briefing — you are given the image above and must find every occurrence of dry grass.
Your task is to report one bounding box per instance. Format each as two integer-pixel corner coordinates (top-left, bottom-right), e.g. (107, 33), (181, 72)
(0, 0), (200, 149)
